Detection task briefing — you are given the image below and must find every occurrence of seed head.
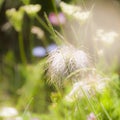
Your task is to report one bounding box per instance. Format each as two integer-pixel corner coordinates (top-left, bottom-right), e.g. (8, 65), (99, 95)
(65, 73), (107, 102)
(47, 45), (90, 87)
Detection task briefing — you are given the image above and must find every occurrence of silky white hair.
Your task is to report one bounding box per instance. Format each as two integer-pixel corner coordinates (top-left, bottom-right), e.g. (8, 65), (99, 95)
(47, 45), (91, 87)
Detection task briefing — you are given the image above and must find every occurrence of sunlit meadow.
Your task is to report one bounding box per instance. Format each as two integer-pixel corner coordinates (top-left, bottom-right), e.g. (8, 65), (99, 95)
(0, 0), (120, 120)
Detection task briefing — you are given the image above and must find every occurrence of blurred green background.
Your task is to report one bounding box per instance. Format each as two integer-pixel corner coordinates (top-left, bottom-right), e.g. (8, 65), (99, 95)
(0, 0), (72, 113)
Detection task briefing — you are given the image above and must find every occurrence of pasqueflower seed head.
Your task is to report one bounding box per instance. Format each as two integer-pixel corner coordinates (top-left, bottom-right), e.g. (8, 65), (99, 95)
(47, 45), (90, 87)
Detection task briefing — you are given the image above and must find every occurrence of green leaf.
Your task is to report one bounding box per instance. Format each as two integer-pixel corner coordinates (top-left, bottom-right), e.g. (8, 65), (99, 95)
(21, 0), (30, 5)
(0, 0), (4, 11)
(6, 8), (24, 31)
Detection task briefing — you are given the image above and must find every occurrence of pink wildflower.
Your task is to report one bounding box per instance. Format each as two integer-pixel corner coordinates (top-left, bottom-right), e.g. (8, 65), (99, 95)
(48, 12), (66, 26)
(87, 113), (96, 120)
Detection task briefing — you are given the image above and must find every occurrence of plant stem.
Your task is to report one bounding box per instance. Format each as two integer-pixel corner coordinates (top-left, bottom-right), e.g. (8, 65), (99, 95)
(35, 14), (52, 34)
(18, 32), (27, 65)
(29, 17), (34, 62)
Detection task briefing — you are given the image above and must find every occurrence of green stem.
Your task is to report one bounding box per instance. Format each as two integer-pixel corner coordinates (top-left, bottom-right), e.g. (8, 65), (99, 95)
(29, 17), (34, 62)
(18, 32), (27, 65)
(80, 87), (99, 120)
(51, 0), (58, 14)
(100, 103), (112, 120)
(35, 14), (52, 34)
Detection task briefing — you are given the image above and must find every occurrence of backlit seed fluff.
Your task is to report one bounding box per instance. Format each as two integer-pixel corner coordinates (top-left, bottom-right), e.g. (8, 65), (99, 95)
(65, 73), (107, 102)
(47, 45), (90, 87)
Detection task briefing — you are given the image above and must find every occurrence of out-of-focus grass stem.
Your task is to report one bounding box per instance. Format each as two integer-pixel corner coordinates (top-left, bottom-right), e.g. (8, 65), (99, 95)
(44, 13), (62, 44)
(100, 103), (112, 120)
(29, 17), (34, 62)
(80, 86), (99, 120)
(35, 14), (52, 34)
(18, 32), (27, 65)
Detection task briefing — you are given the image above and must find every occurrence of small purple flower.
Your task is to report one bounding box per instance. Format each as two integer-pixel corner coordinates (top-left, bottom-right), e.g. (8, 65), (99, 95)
(48, 12), (66, 26)
(46, 44), (57, 53)
(32, 46), (46, 57)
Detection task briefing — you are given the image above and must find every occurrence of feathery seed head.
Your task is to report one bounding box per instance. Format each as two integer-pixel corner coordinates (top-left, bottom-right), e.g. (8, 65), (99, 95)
(47, 45), (90, 87)
(65, 73), (107, 102)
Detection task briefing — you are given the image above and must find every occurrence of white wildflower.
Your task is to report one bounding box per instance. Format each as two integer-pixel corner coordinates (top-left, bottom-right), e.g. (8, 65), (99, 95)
(95, 29), (118, 45)
(60, 2), (81, 15)
(60, 2), (90, 22)
(73, 11), (90, 22)
(21, 4), (41, 17)
(0, 107), (18, 117)
(31, 26), (44, 39)
(5, 116), (23, 120)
